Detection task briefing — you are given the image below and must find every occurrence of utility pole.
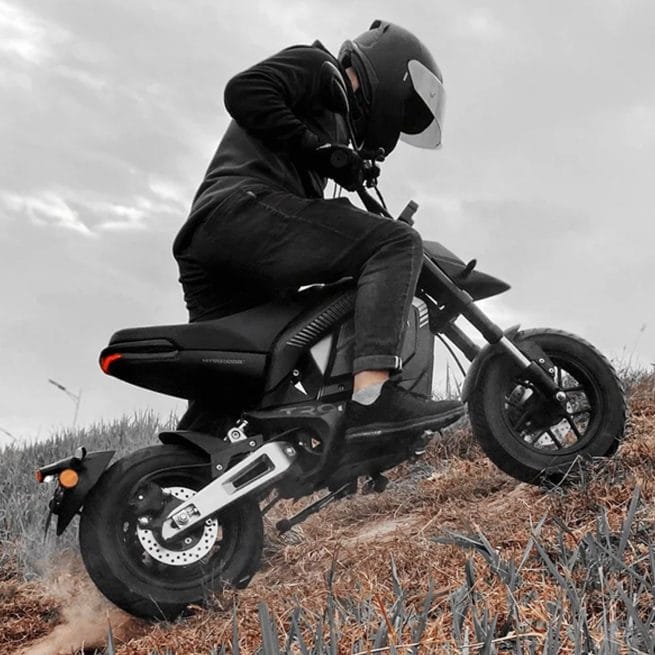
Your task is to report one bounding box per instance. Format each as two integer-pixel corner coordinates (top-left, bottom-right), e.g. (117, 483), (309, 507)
(48, 379), (82, 426)
(0, 426), (17, 444)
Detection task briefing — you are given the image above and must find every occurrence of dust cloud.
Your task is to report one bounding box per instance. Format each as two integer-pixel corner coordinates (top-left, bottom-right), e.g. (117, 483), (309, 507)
(19, 567), (144, 655)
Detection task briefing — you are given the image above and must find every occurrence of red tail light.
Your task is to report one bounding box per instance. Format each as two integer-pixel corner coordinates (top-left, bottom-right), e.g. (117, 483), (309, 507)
(100, 353), (122, 374)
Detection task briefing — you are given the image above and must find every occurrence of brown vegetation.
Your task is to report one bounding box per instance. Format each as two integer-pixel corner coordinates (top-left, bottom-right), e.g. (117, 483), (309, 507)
(1, 372), (654, 654)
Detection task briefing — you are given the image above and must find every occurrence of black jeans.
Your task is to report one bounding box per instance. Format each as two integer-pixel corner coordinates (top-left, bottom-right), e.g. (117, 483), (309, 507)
(175, 184), (424, 373)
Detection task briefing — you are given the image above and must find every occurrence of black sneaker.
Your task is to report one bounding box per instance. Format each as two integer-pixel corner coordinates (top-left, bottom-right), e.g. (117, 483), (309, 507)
(344, 381), (465, 444)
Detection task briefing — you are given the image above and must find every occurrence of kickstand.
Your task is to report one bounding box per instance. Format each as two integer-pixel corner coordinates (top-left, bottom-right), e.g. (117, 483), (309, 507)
(276, 482), (355, 534)
(261, 492), (282, 516)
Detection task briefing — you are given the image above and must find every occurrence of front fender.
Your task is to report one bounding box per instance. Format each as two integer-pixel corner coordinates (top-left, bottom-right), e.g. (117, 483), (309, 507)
(461, 326), (521, 403)
(38, 450), (115, 535)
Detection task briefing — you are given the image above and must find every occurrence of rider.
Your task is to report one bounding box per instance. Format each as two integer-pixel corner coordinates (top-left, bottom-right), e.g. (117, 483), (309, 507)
(173, 20), (465, 442)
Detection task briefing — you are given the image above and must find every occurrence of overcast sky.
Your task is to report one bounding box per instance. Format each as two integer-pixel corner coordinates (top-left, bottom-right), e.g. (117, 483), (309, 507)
(1, 0), (653, 443)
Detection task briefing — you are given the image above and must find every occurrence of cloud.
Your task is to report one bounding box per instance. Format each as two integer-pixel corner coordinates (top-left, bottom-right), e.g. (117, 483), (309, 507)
(0, 2), (114, 95)
(1, 0), (653, 440)
(0, 188), (183, 235)
(454, 8), (505, 41)
(619, 103), (655, 149)
(148, 177), (190, 209)
(419, 195), (594, 261)
(54, 64), (108, 92)
(0, 0), (67, 65)
(89, 201), (147, 232)
(419, 194), (464, 222)
(92, 195), (183, 232)
(1, 190), (93, 235)
(91, 196), (179, 232)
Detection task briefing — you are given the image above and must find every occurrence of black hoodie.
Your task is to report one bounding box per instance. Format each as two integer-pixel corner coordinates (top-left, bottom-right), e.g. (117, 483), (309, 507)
(173, 41), (352, 255)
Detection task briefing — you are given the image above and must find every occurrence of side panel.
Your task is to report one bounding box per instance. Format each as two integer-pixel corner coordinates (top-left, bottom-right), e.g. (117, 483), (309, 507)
(319, 298), (434, 399)
(261, 285), (357, 404)
(398, 298), (433, 396)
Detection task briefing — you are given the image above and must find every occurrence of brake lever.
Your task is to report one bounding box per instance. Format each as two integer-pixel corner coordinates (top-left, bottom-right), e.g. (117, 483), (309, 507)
(358, 147), (384, 188)
(359, 147), (386, 162)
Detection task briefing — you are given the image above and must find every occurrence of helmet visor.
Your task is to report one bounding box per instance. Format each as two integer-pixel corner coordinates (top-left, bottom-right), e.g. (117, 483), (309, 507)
(400, 59), (446, 149)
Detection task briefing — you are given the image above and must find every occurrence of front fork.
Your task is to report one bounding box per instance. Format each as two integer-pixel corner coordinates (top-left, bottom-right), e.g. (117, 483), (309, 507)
(420, 256), (564, 403)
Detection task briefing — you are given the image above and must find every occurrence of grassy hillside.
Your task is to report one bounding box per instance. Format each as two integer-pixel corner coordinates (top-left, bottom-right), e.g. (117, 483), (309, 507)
(1, 372), (654, 654)
(0, 412), (176, 578)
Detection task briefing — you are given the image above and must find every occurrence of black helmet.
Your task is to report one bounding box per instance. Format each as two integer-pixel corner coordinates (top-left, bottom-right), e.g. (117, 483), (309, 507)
(339, 20), (446, 155)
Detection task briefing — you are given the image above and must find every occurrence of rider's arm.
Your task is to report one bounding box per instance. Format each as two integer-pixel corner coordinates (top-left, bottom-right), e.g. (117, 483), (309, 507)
(224, 45), (330, 154)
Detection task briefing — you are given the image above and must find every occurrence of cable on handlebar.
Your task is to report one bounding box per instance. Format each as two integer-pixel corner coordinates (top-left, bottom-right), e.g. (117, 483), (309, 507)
(356, 186), (393, 218)
(373, 185), (388, 210)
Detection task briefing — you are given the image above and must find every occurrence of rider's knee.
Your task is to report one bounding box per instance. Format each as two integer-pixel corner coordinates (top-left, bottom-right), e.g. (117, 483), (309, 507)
(375, 219), (423, 257)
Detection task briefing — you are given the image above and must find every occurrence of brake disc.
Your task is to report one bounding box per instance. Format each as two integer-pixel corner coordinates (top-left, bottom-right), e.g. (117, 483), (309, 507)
(136, 486), (219, 566)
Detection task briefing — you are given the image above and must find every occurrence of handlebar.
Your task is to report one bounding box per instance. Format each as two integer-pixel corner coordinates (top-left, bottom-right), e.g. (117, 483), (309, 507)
(356, 186), (391, 217)
(333, 145), (417, 226)
(328, 91), (415, 222)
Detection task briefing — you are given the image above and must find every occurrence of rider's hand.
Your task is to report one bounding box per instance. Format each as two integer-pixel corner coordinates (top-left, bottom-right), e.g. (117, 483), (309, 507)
(305, 144), (364, 191)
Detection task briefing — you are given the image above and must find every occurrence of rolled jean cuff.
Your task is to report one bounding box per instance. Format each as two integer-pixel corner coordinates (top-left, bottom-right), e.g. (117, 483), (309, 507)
(353, 354), (403, 375)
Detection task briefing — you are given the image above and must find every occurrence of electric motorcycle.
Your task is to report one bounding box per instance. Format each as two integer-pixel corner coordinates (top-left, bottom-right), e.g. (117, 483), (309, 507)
(36, 80), (626, 620)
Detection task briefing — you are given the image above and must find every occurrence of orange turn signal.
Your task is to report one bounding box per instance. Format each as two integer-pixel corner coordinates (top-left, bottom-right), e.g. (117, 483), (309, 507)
(58, 468), (79, 489)
(35, 470), (44, 483)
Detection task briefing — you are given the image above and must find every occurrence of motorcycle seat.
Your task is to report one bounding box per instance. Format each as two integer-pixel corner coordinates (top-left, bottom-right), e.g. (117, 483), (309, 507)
(109, 300), (303, 353)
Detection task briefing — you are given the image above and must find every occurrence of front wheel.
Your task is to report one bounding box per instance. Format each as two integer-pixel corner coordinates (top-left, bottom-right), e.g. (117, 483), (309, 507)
(79, 445), (264, 620)
(468, 329), (626, 484)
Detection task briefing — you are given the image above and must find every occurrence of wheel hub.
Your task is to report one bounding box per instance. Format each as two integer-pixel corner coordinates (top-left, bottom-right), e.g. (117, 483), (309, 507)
(136, 486), (219, 566)
(506, 364), (591, 452)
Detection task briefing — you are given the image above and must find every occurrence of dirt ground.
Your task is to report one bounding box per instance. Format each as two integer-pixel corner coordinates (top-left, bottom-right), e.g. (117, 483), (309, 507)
(4, 377), (654, 654)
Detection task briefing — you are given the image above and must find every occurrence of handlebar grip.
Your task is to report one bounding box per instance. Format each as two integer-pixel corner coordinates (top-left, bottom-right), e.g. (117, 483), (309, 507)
(398, 201), (419, 226)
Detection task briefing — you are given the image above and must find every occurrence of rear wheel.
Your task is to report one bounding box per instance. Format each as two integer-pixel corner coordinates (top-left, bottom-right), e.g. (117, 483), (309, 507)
(79, 445), (263, 620)
(468, 329), (626, 484)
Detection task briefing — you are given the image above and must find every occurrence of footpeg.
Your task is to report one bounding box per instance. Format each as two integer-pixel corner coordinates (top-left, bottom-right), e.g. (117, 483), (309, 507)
(362, 473), (389, 495)
(413, 430), (435, 456)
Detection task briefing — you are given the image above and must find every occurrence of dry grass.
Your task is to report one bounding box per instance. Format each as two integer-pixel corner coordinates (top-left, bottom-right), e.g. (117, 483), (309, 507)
(1, 372), (654, 654)
(0, 578), (60, 651)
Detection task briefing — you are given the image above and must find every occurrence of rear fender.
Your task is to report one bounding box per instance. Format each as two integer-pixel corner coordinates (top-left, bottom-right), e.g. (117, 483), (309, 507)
(38, 450), (115, 535)
(461, 326), (521, 403)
